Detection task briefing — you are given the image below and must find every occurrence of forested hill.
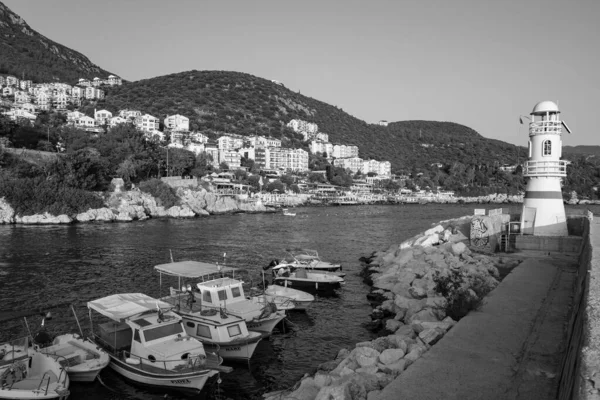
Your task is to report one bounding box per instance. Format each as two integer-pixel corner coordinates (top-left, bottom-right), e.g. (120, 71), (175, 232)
(0, 1), (115, 83)
(97, 70), (525, 173)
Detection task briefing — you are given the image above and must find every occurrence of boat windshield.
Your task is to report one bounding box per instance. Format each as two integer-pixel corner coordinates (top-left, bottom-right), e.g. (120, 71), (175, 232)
(143, 323), (184, 342)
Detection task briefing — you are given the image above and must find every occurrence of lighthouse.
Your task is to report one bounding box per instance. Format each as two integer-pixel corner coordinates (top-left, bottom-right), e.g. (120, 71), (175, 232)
(520, 101), (569, 236)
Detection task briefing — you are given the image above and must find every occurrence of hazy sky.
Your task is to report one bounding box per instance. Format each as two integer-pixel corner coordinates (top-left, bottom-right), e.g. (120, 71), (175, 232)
(4, 0), (599, 146)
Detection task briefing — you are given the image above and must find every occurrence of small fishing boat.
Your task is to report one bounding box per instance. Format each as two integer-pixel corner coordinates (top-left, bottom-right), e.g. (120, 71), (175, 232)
(0, 311), (70, 400)
(36, 334), (109, 383)
(31, 306), (110, 382)
(155, 260), (286, 335)
(87, 293), (230, 394)
(264, 283), (315, 311)
(154, 261), (266, 361)
(282, 209), (296, 217)
(270, 265), (345, 295)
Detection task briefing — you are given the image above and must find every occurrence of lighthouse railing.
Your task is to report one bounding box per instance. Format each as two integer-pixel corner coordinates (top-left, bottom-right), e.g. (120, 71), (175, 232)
(523, 160), (568, 177)
(529, 121), (562, 135)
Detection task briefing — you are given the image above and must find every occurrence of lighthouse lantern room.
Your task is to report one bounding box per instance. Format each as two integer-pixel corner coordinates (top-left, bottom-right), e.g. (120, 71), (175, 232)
(520, 100), (569, 236)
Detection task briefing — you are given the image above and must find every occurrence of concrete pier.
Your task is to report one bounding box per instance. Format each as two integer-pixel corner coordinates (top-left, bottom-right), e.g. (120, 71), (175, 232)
(374, 251), (578, 400)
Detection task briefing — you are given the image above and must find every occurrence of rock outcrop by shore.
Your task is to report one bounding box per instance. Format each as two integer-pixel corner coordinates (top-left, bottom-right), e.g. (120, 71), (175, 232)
(263, 215), (518, 400)
(0, 186), (269, 225)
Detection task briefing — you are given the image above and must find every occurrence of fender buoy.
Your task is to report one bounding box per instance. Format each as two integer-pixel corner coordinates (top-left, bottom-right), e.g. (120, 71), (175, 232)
(125, 357), (140, 365)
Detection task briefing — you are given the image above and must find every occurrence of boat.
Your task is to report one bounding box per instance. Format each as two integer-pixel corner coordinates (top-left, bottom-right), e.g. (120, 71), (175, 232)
(263, 283), (315, 311)
(0, 312), (70, 400)
(154, 261), (266, 361)
(269, 264), (345, 295)
(282, 209), (296, 216)
(30, 305), (110, 382)
(35, 333), (110, 383)
(154, 260), (287, 335)
(273, 249), (344, 274)
(87, 293), (231, 394)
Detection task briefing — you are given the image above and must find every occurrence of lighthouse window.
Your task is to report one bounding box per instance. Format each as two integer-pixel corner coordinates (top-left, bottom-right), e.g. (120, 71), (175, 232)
(543, 140), (552, 156)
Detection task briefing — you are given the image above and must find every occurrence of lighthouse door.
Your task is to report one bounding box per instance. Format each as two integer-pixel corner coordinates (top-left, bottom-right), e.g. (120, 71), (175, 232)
(521, 207), (536, 235)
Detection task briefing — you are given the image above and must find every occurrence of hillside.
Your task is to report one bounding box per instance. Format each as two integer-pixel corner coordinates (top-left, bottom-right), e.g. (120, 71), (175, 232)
(95, 70), (525, 173)
(563, 145), (600, 159)
(0, 1), (115, 83)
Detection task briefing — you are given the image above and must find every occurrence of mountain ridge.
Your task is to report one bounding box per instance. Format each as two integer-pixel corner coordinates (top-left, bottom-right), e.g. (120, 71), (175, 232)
(0, 1), (116, 83)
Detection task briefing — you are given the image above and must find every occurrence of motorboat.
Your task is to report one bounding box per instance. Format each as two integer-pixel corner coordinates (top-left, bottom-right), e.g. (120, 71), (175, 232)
(154, 261), (266, 361)
(282, 209), (296, 217)
(270, 264), (345, 295)
(246, 289), (297, 312)
(0, 311), (70, 400)
(154, 260), (286, 336)
(35, 334), (109, 383)
(31, 306), (109, 382)
(87, 293), (230, 394)
(263, 283), (315, 311)
(272, 249), (344, 274)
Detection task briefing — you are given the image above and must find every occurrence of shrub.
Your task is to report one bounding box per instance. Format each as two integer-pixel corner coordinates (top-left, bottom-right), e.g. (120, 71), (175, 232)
(433, 269), (484, 321)
(0, 176), (105, 216)
(138, 178), (179, 208)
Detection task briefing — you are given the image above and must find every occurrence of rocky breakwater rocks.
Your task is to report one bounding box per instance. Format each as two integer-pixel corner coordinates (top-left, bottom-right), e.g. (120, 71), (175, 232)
(263, 216), (503, 400)
(0, 186), (268, 225)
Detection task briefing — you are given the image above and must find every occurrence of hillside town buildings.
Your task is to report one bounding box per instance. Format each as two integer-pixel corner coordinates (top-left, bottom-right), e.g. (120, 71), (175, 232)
(1, 74), (392, 179)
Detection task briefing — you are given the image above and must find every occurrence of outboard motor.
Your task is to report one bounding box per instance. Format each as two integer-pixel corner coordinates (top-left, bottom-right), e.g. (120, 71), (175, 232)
(33, 312), (54, 348)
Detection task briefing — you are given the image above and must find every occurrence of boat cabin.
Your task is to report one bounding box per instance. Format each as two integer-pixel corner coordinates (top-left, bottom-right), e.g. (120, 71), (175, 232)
(89, 293), (208, 370)
(196, 277), (264, 321)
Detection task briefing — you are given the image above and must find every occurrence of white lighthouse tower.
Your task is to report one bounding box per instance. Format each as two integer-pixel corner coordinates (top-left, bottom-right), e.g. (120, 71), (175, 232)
(520, 100), (570, 236)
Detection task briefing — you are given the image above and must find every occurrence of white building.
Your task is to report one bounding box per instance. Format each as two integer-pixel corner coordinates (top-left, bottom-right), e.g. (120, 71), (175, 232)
(67, 110), (86, 122)
(5, 76), (18, 87)
(53, 93), (69, 110)
(95, 109), (113, 125)
(14, 91), (30, 104)
(75, 115), (96, 128)
(107, 75), (122, 86)
(135, 114), (160, 133)
(247, 135), (281, 148)
(19, 80), (32, 90)
(310, 140), (333, 156)
(78, 78), (92, 87)
(20, 103), (36, 114)
(35, 92), (51, 111)
(3, 109), (36, 123)
(266, 147), (309, 172)
(333, 157), (364, 174)
(333, 144), (359, 158)
(362, 159), (391, 176)
(119, 110), (142, 120)
(164, 114), (190, 131)
(287, 119), (318, 135)
(204, 144), (220, 167)
(378, 120), (389, 127)
(190, 132), (209, 144)
(108, 116), (127, 127)
(217, 135), (244, 150)
(219, 150), (241, 169)
(316, 132), (329, 142)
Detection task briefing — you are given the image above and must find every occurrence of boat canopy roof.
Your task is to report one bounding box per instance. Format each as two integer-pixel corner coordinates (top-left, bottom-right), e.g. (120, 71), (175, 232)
(87, 293), (171, 322)
(154, 260), (238, 278)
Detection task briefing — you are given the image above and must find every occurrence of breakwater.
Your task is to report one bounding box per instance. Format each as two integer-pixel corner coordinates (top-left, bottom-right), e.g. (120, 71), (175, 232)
(262, 214), (510, 400)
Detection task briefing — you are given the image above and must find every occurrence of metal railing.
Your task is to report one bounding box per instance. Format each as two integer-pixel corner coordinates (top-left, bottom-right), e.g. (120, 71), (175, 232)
(529, 121), (562, 135)
(523, 160), (568, 177)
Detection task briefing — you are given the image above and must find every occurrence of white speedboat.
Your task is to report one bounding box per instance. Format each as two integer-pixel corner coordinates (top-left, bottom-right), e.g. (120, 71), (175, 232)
(36, 334), (109, 383)
(154, 261), (286, 335)
(87, 293), (230, 394)
(271, 249), (344, 274)
(282, 209), (296, 216)
(0, 336), (70, 400)
(270, 265), (345, 295)
(264, 283), (315, 311)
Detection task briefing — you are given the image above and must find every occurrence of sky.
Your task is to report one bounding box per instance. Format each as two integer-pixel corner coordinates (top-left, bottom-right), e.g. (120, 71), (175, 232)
(4, 0), (599, 147)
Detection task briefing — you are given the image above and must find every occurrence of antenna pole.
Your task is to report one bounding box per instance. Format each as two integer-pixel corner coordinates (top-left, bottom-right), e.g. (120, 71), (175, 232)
(71, 304), (84, 337)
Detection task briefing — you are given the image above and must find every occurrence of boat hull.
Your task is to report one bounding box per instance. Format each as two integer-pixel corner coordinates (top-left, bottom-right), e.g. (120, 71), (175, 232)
(107, 355), (217, 394)
(204, 340), (260, 362)
(245, 312), (286, 334)
(272, 277), (341, 294)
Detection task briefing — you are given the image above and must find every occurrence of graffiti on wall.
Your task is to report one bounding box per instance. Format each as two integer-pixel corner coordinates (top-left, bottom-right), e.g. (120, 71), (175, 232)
(470, 217), (490, 249)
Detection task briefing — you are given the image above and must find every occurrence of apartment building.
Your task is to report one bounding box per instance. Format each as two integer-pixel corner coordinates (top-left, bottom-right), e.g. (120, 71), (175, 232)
(164, 114), (190, 131)
(333, 157), (363, 174)
(107, 75), (122, 86)
(266, 147), (309, 172)
(119, 110), (142, 120)
(219, 150), (242, 169)
(310, 140), (333, 156)
(217, 135), (244, 150)
(78, 78), (91, 87)
(5, 76), (18, 87)
(95, 109), (113, 125)
(3, 108), (36, 123)
(67, 111), (85, 122)
(75, 115), (95, 128)
(53, 93), (69, 110)
(362, 160), (391, 176)
(135, 114), (159, 133)
(333, 144), (359, 158)
(109, 116), (127, 127)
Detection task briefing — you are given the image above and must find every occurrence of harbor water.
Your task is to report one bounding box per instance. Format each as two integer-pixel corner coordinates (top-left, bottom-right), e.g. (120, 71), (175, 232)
(1, 204), (597, 399)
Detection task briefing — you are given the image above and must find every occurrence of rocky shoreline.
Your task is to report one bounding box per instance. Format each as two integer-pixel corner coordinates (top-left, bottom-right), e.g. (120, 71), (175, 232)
(262, 215), (522, 400)
(1, 186), (598, 225)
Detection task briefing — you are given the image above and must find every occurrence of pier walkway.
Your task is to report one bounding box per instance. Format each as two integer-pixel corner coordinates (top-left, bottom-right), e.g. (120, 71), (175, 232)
(375, 251), (578, 400)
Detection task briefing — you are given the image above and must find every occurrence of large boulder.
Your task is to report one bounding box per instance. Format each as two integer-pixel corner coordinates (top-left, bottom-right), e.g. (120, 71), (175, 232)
(16, 213), (72, 224)
(378, 348), (405, 365)
(287, 377), (321, 400)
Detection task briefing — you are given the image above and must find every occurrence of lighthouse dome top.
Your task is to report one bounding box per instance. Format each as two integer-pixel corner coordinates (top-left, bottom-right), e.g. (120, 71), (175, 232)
(531, 101), (560, 115)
